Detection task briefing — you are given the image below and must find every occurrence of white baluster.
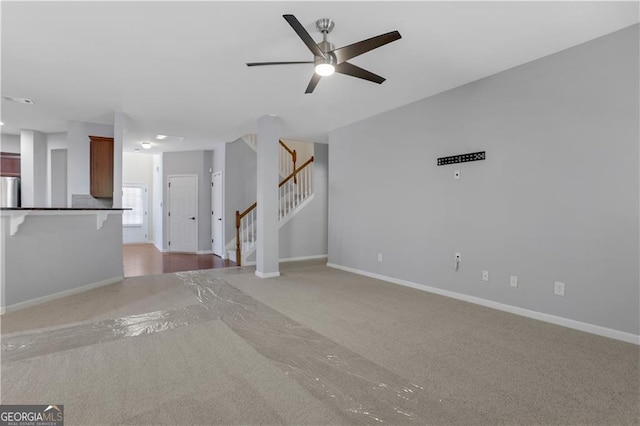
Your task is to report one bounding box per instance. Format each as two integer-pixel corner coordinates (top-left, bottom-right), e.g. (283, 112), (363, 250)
(304, 166), (307, 198)
(285, 182), (289, 216)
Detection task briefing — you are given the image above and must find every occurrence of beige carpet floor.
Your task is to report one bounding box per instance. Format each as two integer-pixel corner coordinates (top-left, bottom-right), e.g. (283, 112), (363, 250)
(1, 260), (638, 425)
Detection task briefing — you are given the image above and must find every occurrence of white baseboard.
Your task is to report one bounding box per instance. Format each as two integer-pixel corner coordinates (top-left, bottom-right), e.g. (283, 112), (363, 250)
(255, 271), (280, 279)
(240, 255), (327, 268)
(196, 250), (214, 255)
(280, 254), (328, 263)
(326, 263), (640, 345)
(1, 276), (124, 315)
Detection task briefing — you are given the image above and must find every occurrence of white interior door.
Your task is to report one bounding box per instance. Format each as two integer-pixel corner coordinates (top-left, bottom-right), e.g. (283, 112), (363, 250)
(212, 171), (223, 257)
(168, 175), (198, 253)
(122, 183), (148, 244)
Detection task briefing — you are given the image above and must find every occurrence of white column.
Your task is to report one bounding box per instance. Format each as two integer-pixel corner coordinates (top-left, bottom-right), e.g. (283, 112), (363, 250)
(255, 115), (280, 278)
(20, 129), (47, 207)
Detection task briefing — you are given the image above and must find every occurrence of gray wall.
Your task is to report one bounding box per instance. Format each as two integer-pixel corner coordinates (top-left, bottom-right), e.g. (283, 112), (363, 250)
(0, 134), (21, 153)
(328, 25), (639, 335)
(224, 138), (257, 245)
(280, 143), (328, 259)
(163, 150), (213, 252)
(50, 149), (67, 207)
(46, 132), (68, 207)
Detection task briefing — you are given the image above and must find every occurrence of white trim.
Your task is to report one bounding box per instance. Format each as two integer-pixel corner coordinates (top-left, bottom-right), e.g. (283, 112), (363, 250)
(280, 254), (328, 263)
(237, 255), (328, 267)
(196, 250), (214, 255)
(326, 263), (640, 345)
(1, 276), (124, 315)
(1, 210), (123, 236)
(255, 271), (280, 279)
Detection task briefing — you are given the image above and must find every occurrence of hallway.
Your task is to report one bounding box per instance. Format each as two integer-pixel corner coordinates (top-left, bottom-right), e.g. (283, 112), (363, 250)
(123, 244), (235, 277)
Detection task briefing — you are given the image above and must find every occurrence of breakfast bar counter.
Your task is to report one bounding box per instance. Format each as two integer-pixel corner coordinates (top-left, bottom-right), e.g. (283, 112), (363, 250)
(1, 208), (127, 313)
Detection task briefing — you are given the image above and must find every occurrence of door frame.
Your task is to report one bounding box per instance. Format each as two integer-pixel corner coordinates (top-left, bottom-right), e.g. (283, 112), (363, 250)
(211, 171), (224, 258)
(167, 174), (198, 253)
(122, 181), (149, 244)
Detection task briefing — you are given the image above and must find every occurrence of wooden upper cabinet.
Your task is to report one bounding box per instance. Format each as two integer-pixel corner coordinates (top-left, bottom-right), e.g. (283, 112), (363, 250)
(0, 152), (21, 177)
(89, 136), (114, 198)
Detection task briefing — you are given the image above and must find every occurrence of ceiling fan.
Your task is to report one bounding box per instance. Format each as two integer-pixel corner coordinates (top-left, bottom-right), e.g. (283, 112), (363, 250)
(247, 14), (402, 94)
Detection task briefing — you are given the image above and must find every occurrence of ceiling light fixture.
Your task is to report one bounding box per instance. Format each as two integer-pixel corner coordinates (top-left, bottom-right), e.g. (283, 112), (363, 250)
(0, 122), (4, 126)
(314, 62), (335, 77)
(141, 141), (152, 149)
(155, 134), (168, 140)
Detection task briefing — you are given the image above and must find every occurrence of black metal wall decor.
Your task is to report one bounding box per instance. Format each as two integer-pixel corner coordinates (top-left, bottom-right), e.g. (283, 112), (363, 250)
(437, 151), (485, 166)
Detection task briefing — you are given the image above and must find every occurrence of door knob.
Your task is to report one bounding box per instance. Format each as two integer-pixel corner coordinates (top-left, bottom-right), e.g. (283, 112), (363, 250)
(189, 217), (196, 220)
(217, 218), (222, 221)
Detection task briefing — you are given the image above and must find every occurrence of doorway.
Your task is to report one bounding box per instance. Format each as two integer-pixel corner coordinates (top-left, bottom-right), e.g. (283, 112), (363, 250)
(212, 171), (224, 257)
(168, 175), (198, 253)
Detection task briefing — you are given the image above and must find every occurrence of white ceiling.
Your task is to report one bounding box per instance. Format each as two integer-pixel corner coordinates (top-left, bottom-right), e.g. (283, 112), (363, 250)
(1, 1), (637, 153)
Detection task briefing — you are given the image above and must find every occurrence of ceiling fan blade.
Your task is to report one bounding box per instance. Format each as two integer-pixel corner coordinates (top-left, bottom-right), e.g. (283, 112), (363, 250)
(283, 14), (326, 59)
(335, 62), (386, 84)
(305, 73), (321, 94)
(331, 31), (401, 64)
(247, 61), (314, 67)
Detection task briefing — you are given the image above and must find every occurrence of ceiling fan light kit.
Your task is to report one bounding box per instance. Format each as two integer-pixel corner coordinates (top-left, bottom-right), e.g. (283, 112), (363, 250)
(247, 14), (401, 93)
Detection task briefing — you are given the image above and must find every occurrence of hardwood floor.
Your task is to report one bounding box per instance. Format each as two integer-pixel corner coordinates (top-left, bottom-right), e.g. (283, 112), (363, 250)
(123, 244), (235, 277)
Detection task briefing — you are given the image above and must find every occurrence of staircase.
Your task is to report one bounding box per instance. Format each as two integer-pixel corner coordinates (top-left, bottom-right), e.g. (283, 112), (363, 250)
(229, 138), (315, 265)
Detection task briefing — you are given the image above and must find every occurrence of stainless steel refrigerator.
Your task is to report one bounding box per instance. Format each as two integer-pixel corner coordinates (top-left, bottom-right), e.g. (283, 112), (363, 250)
(0, 176), (20, 207)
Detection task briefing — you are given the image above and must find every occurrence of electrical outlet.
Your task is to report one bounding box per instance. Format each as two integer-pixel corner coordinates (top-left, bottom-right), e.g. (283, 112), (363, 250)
(377, 253), (383, 262)
(554, 281), (565, 296)
(510, 276), (518, 288)
(482, 270), (489, 282)
(454, 170), (461, 180)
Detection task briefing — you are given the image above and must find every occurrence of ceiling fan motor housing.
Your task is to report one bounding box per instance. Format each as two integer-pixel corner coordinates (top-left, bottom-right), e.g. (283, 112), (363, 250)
(316, 18), (334, 34)
(316, 19), (336, 66)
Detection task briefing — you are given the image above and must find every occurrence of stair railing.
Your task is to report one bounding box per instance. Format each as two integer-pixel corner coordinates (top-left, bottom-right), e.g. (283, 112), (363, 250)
(235, 156), (314, 266)
(279, 140), (297, 184)
(235, 202), (257, 267)
(278, 156), (313, 220)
